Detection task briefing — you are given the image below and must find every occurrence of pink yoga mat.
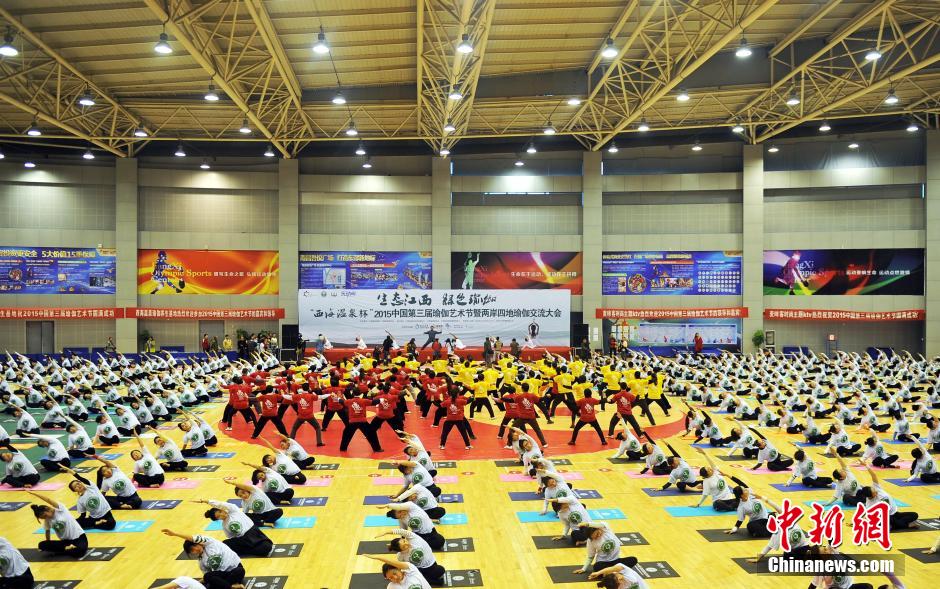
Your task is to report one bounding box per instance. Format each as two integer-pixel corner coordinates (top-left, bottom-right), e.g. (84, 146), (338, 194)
(500, 472), (584, 482)
(372, 475), (457, 486)
(0, 482), (64, 491)
(625, 471), (667, 479)
(299, 479), (332, 487)
(136, 480), (200, 490)
(741, 467), (791, 475)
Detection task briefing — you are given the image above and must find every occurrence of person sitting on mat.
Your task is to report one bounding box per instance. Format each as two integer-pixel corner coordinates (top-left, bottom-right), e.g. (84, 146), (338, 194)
(692, 448), (745, 512)
(785, 444), (834, 488)
(90, 454), (142, 509)
(0, 449), (39, 488)
(197, 499), (273, 557)
(360, 555), (432, 589)
(375, 529), (447, 586)
(907, 437), (940, 484)
(59, 466), (117, 530)
(0, 536), (34, 589)
(858, 462), (920, 530)
(130, 433), (165, 488)
(161, 528), (246, 589)
(27, 490), (89, 559)
(241, 462), (294, 505)
(222, 477), (283, 527)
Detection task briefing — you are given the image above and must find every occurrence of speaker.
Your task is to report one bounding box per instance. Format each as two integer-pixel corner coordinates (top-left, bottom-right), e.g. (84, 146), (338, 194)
(281, 324), (299, 349)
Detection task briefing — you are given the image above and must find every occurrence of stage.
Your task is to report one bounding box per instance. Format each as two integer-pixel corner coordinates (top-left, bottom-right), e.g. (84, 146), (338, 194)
(310, 346), (575, 363)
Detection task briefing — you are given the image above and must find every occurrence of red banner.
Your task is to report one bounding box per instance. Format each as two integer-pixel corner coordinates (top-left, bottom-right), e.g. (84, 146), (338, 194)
(764, 309), (925, 321)
(596, 307), (749, 319)
(0, 308), (124, 319)
(126, 308), (284, 320)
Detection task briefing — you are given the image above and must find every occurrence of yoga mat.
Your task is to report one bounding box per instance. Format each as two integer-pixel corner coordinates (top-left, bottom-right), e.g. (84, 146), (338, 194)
(439, 493), (464, 503)
(850, 460), (913, 471)
(794, 442), (827, 447)
(229, 496), (327, 507)
(363, 513), (468, 527)
(185, 464), (220, 473)
(531, 532), (648, 549)
(0, 482), (64, 491)
(885, 478), (940, 487)
(634, 562), (681, 580)
(35, 520), (154, 534)
(205, 516), (316, 530)
(151, 577), (287, 589)
(769, 483), (833, 492)
(697, 529), (767, 543)
(495, 458), (572, 468)
(298, 478), (332, 487)
(717, 456), (749, 462)
(176, 543), (303, 560)
(19, 546), (123, 561)
(899, 548), (940, 564)
(665, 506), (735, 518)
(801, 499), (910, 509)
(642, 487), (700, 497)
(378, 460), (457, 469)
(606, 457), (644, 464)
(516, 508), (625, 523)
(500, 472), (583, 483)
(625, 471), (667, 479)
(357, 537), (475, 554)
(349, 570), (482, 589)
(33, 582), (81, 589)
(884, 439), (916, 445)
(310, 463), (339, 470)
(732, 558), (768, 574)
(0, 501), (27, 511)
(190, 452), (235, 459)
(371, 475), (458, 485)
(135, 480), (200, 490)
(508, 490), (601, 501)
(546, 564), (678, 583)
(140, 500), (182, 510)
(740, 467), (791, 475)
(545, 566), (598, 583)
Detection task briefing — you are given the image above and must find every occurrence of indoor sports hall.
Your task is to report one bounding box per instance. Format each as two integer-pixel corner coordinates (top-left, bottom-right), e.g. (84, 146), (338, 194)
(0, 1), (939, 589)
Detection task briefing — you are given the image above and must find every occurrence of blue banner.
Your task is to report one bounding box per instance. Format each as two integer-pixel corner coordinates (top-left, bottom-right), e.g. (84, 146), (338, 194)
(602, 251), (742, 295)
(0, 246), (116, 294)
(299, 251), (432, 290)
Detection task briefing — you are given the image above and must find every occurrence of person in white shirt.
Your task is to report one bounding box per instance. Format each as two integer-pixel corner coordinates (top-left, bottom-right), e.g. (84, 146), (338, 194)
(11, 408), (39, 437)
(378, 500), (445, 550)
(858, 435), (899, 469)
(907, 437), (940, 484)
(91, 455), (142, 509)
(244, 463), (294, 505)
(162, 529), (246, 589)
(199, 499), (273, 557)
(574, 520), (638, 574)
(786, 447), (834, 489)
(361, 557), (431, 589)
(26, 433), (71, 471)
(60, 466), (116, 530)
(149, 428), (189, 471)
(588, 562), (650, 589)
(27, 491), (89, 558)
(222, 476), (283, 526)
(859, 463), (919, 530)
(692, 448), (743, 512)
(130, 434), (165, 488)
(0, 536), (34, 588)
(376, 528), (447, 586)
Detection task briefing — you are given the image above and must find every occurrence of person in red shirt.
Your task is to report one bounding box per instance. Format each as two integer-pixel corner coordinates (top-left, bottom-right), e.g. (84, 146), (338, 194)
(222, 376), (257, 431)
(497, 383), (519, 441)
(439, 392), (472, 450)
(694, 332), (704, 354)
(321, 379), (349, 431)
(369, 384), (408, 435)
(430, 338), (443, 360)
(608, 388), (644, 439)
(568, 389), (606, 445)
(512, 383), (548, 446)
(251, 386), (288, 438)
(339, 392), (382, 452)
(289, 383), (327, 446)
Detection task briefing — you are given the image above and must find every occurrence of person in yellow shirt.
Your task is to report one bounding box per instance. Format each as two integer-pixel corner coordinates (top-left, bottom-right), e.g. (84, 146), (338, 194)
(469, 375), (495, 418)
(431, 357), (449, 375)
(549, 367), (578, 427)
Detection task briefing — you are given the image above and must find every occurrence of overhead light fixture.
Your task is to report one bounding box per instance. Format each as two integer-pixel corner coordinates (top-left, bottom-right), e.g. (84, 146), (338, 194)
(200, 159), (211, 169)
(607, 143), (619, 154)
(848, 142), (859, 150)
(691, 141), (702, 152)
(514, 159), (524, 167)
(0, 29), (17, 57)
(448, 87), (463, 101)
(864, 48), (882, 61)
(82, 150), (95, 160)
(443, 122), (456, 134)
(154, 30), (172, 55)
(312, 30), (329, 54)
(0, 149), (4, 159)
(818, 120), (831, 132)
(345, 122), (358, 136)
(26, 121), (41, 136)
(567, 97), (581, 106)
(134, 127), (148, 137)
(204, 83), (219, 102)
(735, 38), (752, 59)
(362, 158), (373, 169)
(526, 143), (537, 154)
(542, 121), (556, 135)
(601, 38), (618, 59)
(731, 124), (745, 134)
(174, 143), (186, 157)
(78, 93), (96, 107)
(883, 88), (898, 105)
(767, 145), (779, 153)
(238, 119), (252, 134)
(439, 147), (450, 157)
(906, 122), (919, 133)
(637, 119), (650, 132)
(331, 92), (346, 105)
(264, 144), (276, 157)
(456, 34), (473, 54)
(676, 88), (690, 102)
(786, 93), (800, 106)
(23, 161), (36, 168)
(355, 143), (366, 156)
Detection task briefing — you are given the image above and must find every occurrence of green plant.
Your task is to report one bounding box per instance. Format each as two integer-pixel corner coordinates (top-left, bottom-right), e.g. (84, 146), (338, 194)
(752, 329), (765, 349)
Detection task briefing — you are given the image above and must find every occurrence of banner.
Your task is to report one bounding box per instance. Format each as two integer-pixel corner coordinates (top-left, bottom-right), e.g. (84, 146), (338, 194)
(597, 307), (749, 319)
(451, 252), (583, 294)
(0, 308), (124, 319)
(298, 289), (570, 348)
(299, 251), (431, 290)
(137, 250), (279, 295)
(763, 249), (924, 295)
(602, 251), (742, 295)
(765, 309), (925, 321)
(0, 246), (116, 294)
(127, 308), (285, 320)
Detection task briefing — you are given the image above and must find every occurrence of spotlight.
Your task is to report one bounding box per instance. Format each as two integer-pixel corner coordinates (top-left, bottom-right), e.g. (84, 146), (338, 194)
(848, 142), (859, 150)
(456, 34), (473, 54)
(78, 93), (96, 107)
(362, 158), (373, 169)
(264, 145), (276, 157)
(0, 30), (17, 57)
(884, 89), (898, 105)
(23, 161), (36, 168)
(735, 38), (752, 59)
(443, 122), (456, 134)
(637, 119), (650, 132)
(312, 31), (329, 54)
(331, 92), (346, 105)
(26, 121), (41, 136)
(355, 144), (366, 156)
(239, 119), (252, 134)
(514, 159), (524, 167)
(567, 97), (581, 106)
(82, 150), (95, 160)
(543, 121), (556, 135)
(204, 83), (219, 101)
(154, 31), (172, 54)
(345, 122), (358, 136)
(906, 122), (919, 133)
(174, 143), (186, 157)
(601, 38), (618, 59)
(786, 93), (800, 106)
(607, 143), (619, 154)
(731, 124), (745, 134)
(134, 128), (148, 137)
(200, 159), (211, 169)
(864, 48), (882, 61)
(691, 142), (702, 152)
(439, 147), (450, 157)
(818, 121), (831, 132)
(767, 145), (779, 153)
(526, 143), (537, 154)
(448, 88), (463, 101)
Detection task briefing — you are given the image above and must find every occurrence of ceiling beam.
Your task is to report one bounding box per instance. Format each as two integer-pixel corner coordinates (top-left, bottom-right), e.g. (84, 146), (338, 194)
(769, 0), (843, 58)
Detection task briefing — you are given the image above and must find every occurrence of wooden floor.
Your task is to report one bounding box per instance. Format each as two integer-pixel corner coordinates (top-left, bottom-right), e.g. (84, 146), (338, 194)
(3, 400), (937, 589)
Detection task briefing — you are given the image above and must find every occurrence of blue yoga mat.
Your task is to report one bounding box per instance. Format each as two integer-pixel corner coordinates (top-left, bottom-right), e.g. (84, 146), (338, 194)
(205, 516), (316, 530)
(516, 508), (625, 523)
(769, 483), (833, 493)
(665, 506), (732, 518)
(883, 440), (916, 445)
(793, 442), (826, 447)
(642, 487), (696, 497)
(35, 520), (154, 534)
(362, 494), (465, 505)
(228, 497), (328, 507)
(363, 513), (468, 527)
(509, 490), (601, 501)
(191, 452), (235, 459)
(801, 500), (910, 510)
(884, 478), (940, 487)
(439, 494), (464, 503)
(75, 452), (122, 462)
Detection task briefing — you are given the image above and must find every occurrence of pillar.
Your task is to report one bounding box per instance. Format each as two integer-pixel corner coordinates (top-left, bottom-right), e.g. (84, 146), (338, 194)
(431, 157), (452, 289)
(582, 151), (603, 348)
(278, 159), (300, 330)
(114, 158), (138, 353)
(926, 130), (940, 356)
(742, 144), (764, 352)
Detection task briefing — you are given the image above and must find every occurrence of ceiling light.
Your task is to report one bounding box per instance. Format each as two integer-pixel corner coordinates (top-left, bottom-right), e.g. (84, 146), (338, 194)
(601, 38), (618, 59)
(637, 119), (650, 132)
(848, 142), (859, 150)
(567, 97), (581, 106)
(864, 48), (882, 61)
(884, 89), (898, 105)
(78, 93), (96, 107)
(345, 122), (358, 136)
(456, 34), (473, 54)
(676, 88), (690, 102)
(355, 143), (366, 156)
(200, 159), (210, 169)
(264, 145), (276, 157)
(154, 31), (172, 55)
(526, 143), (537, 154)
(767, 145), (779, 153)
(735, 38), (752, 59)
(443, 122), (456, 134)
(607, 143), (619, 154)
(26, 121), (41, 136)
(134, 127), (148, 137)
(906, 122), (919, 133)
(818, 121), (831, 132)
(448, 87), (463, 101)
(543, 121), (556, 135)
(0, 30), (17, 57)
(331, 92), (346, 105)
(786, 93), (800, 106)
(731, 124), (745, 134)
(204, 83), (219, 102)
(174, 143), (186, 157)
(238, 119), (252, 134)
(362, 158), (373, 169)
(514, 159), (524, 167)
(23, 161), (35, 168)
(691, 142), (702, 152)
(0, 150), (4, 159)
(439, 147), (450, 157)
(312, 31), (329, 54)
(82, 150), (95, 160)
